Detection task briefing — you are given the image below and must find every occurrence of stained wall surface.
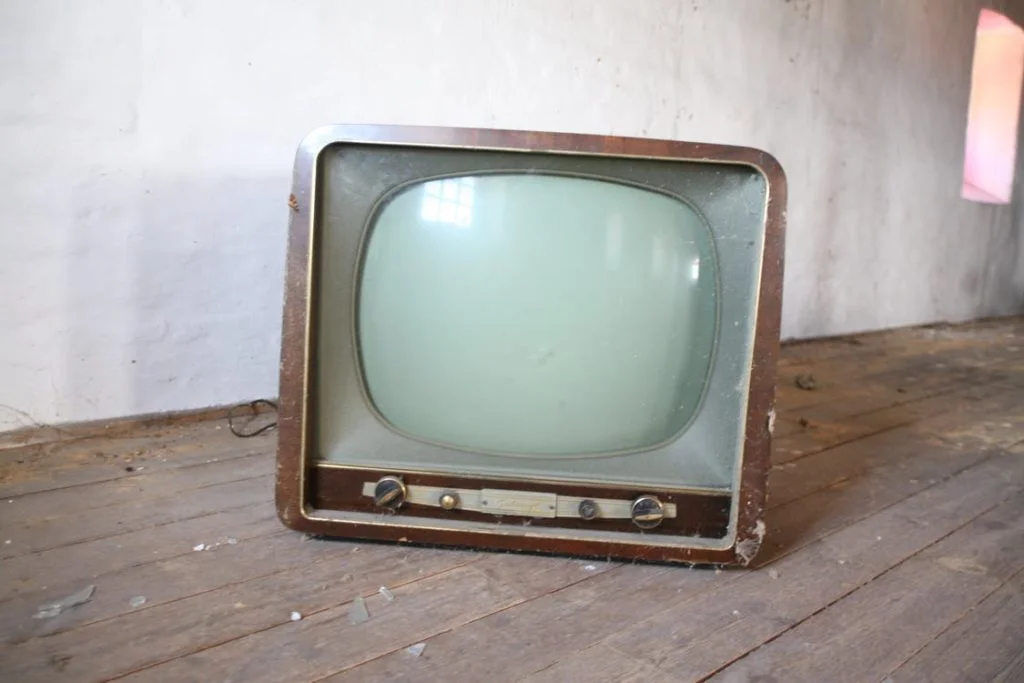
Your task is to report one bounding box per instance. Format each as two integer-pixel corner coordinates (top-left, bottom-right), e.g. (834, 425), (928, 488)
(1, 0), (1022, 430)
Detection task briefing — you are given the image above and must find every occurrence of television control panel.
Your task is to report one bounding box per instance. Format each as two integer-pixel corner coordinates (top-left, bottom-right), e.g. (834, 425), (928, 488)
(365, 475), (675, 528)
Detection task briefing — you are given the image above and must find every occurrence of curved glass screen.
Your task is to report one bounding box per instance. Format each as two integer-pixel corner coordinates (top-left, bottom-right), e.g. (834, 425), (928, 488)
(358, 173), (718, 457)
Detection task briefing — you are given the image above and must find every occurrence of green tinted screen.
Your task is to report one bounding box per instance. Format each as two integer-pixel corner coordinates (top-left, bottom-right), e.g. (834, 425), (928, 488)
(358, 173), (718, 457)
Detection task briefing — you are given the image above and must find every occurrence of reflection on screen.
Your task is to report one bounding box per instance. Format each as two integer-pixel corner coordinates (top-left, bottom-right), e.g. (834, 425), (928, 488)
(358, 173), (718, 457)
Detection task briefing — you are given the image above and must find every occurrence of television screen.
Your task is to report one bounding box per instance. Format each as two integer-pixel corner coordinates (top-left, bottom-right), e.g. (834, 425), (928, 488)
(277, 126), (786, 565)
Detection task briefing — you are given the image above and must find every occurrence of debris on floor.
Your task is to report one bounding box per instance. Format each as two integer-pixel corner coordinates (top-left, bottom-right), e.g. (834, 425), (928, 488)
(192, 537), (239, 552)
(937, 556), (989, 575)
(129, 596), (147, 608)
(378, 586), (395, 602)
(50, 654), (72, 672)
(582, 564), (597, 572)
(768, 569), (780, 579)
(406, 642), (426, 657)
(794, 373), (818, 390)
(34, 585), (95, 619)
(348, 596), (370, 624)
(290, 611), (302, 622)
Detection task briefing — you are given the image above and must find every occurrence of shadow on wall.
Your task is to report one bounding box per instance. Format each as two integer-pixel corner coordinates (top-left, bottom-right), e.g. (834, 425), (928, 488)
(1010, 112), (1024, 307)
(61, 174), (289, 424)
(972, 198), (1024, 315)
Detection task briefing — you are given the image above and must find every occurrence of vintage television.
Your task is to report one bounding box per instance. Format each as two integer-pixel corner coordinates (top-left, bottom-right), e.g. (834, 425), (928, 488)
(276, 125), (786, 565)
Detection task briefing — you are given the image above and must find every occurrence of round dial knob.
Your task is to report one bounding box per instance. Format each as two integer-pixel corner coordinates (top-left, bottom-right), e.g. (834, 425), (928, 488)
(630, 495), (665, 529)
(578, 499), (600, 520)
(373, 476), (407, 510)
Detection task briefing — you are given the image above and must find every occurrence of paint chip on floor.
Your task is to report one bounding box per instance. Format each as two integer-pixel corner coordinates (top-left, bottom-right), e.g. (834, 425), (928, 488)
(349, 596), (370, 624)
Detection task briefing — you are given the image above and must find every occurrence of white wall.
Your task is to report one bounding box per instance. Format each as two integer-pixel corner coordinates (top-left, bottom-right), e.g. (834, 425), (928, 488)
(2, 0), (1023, 431)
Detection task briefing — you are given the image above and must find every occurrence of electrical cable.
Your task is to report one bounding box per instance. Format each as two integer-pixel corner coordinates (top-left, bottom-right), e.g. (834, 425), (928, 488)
(227, 399), (278, 438)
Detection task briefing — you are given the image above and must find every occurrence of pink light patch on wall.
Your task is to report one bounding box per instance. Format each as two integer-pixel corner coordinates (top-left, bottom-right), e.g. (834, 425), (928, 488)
(962, 9), (1024, 204)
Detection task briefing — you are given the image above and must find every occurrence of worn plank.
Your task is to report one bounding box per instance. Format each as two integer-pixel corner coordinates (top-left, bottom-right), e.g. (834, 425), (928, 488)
(771, 379), (1016, 464)
(0, 423), (274, 499)
(994, 648), (1024, 683)
(114, 555), (615, 683)
(763, 439), (992, 561)
(468, 552), (617, 597)
(823, 322), (1020, 371)
(885, 442), (1024, 683)
(768, 385), (1022, 510)
(783, 359), (1017, 421)
(2, 545), (483, 682)
(604, 452), (1024, 680)
(516, 644), (672, 683)
(2, 474), (272, 557)
(0, 530), (299, 642)
(917, 407), (1024, 452)
(776, 325), (1021, 400)
(1, 451), (271, 528)
(769, 425), (974, 510)
(707, 491), (1024, 683)
(0, 503), (279, 602)
(321, 563), (680, 683)
(888, 570), (1024, 683)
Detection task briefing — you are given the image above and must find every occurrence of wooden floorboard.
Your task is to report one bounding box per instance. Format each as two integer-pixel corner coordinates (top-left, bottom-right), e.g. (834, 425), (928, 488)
(889, 569), (1024, 683)
(0, 318), (1021, 682)
(706, 491), (1024, 683)
(517, 644), (673, 683)
(0, 419), (275, 498)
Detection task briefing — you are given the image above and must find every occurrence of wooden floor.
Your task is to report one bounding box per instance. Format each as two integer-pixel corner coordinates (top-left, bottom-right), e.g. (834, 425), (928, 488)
(2, 319), (1023, 682)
